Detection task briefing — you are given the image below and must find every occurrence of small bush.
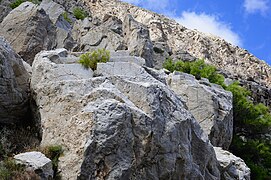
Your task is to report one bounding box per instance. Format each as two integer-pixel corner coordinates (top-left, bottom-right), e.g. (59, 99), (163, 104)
(9, 0), (24, 9)
(163, 59), (226, 87)
(73, 7), (88, 20)
(41, 145), (63, 179)
(62, 11), (72, 24)
(79, 49), (110, 70)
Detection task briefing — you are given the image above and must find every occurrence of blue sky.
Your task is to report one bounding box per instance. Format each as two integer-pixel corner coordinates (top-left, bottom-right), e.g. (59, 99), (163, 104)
(122, 0), (271, 65)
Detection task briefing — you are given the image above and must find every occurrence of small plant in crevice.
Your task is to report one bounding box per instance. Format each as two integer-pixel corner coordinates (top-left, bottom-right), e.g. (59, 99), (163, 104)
(9, 0), (41, 9)
(62, 11), (72, 24)
(73, 7), (88, 20)
(41, 145), (63, 179)
(79, 49), (110, 70)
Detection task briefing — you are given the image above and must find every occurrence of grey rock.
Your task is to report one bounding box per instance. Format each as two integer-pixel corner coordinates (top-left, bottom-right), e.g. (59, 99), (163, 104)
(214, 147), (251, 180)
(72, 15), (126, 52)
(40, 0), (77, 50)
(0, 2), (57, 65)
(123, 14), (154, 67)
(31, 49), (221, 179)
(14, 151), (54, 179)
(0, 37), (29, 124)
(110, 50), (146, 66)
(0, 0), (12, 23)
(167, 72), (233, 149)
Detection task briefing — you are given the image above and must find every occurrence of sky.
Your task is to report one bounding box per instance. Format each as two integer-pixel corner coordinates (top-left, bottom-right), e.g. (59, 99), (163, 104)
(122, 0), (271, 65)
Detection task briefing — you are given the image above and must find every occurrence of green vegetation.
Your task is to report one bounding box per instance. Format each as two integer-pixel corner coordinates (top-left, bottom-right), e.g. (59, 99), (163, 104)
(163, 59), (225, 87)
(79, 49), (110, 70)
(62, 11), (72, 24)
(9, 0), (24, 8)
(163, 58), (271, 179)
(73, 7), (88, 20)
(42, 145), (63, 179)
(9, 0), (41, 9)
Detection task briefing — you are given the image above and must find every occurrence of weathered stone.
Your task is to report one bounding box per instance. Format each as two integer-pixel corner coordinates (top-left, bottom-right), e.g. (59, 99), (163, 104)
(31, 49), (221, 179)
(0, 0), (12, 23)
(0, 37), (29, 124)
(72, 15), (126, 52)
(85, 0), (271, 88)
(40, 0), (76, 50)
(14, 151), (54, 179)
(167, 72), (233, 149)
(123, 14), (154, 67)
(214, 147), (251, 180)
(0, 2), (57, 65)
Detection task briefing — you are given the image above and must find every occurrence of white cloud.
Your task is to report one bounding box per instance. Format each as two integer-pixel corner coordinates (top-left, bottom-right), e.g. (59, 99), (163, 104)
(243, 0), (269, 14)
(175, 11), (242, 46)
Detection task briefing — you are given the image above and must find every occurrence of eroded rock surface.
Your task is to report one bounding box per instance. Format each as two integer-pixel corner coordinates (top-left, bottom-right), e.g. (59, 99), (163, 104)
(31, 49), (221, 179)
(0, 2), (56, 64)
(167, 72), (233, 149)
(0, 37), (29, 124)
(214, 147), (251, 180)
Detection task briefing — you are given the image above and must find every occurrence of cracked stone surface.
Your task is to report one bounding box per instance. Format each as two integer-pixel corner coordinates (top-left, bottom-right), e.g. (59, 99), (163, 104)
(31, 49), (221, 179)
(167, 72), (233, 149)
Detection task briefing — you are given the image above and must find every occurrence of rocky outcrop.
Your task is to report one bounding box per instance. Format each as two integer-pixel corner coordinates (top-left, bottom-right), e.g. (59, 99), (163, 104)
(84, 0), (271, 87)
(167, 72), (233, 149)
(72, 15), (126, 52)
(123, 14), (154, 67)
(31, 49), (221, 179)
(0, 2), (56, 65)
(214, 147), (251, 180)
(0, 37), (29, 124)
(0, 0), (12, 23)
(14, 151), (54, 179)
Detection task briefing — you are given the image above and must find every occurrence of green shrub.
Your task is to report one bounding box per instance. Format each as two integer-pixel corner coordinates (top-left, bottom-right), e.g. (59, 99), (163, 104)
(62, 11), (72, 24)
(9, 0), (40, 9)
(163, 59), (226, 87)
(79, 49), (110, 70)
(42, 145), (63, 179)
(73, 7), (88, 20)
(9, 0), (24, 9)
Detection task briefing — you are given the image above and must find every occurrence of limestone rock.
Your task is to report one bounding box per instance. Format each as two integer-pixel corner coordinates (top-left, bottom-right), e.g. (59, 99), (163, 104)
(0, 0), (12, 23)
(0, 2), (57, 65)
(0, 37), (29, 124)
(31, 49), (221, 179)
(214, 147), (251, 180)
(167, 72), (233, 149)
(72, 15), (126, 52)
(40, 0), (76, 50)
(123, 14), (153, 67)
(85, 0), (271, 87)
(14, 151), (54, 179)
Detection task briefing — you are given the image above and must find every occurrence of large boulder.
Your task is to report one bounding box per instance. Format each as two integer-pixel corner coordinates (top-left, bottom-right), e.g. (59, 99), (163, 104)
(123, 14), (154, 67)
(167, 72), (233, 149)
(0, 2), (56, 65)
(0, 37), (29, 124)
(72, 15), (126, 52)
(14, 151), (54, 179)
(31, 49), (221, 179)
(214, 147), (251, 180)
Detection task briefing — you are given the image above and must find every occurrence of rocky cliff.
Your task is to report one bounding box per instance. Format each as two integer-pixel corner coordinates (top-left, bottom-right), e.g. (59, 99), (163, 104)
(3, 0), (270, 179)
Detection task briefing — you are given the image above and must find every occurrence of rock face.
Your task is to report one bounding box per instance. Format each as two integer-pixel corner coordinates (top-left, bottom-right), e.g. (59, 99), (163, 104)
(14, 151), (54, 179)
(31, 49), (221, 179)
(167, 72), (233, 149)
(0, 37), (29, 124)
(0, 2), (56, 64)
(0, 0), (12, 23)
(84, 0), (271, 87)
(214, 147), (251, 180)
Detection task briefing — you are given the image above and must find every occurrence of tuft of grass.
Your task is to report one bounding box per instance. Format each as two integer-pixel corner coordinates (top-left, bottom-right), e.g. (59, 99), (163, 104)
(73, 7), (88, 20)
(79, 49), (110, 70)
(62, 11), (72, 24)
(41, 145), (63, 179)
(9, 0), (41, 9)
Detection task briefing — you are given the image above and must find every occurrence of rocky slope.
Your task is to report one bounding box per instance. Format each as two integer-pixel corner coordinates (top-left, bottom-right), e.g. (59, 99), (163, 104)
(2, 0), (268, 179)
